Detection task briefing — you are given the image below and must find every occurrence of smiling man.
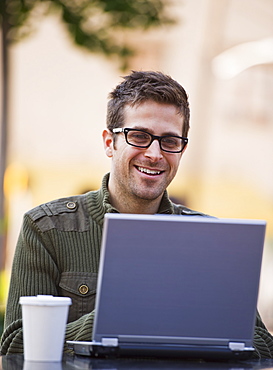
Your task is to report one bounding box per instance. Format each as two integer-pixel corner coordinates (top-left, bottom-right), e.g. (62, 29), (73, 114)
(1, 71), (273, 358)
(103, 72), (190, 215)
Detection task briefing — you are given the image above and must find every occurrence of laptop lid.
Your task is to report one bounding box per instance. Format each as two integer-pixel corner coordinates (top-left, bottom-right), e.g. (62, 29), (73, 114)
(92, 214), (266, 353)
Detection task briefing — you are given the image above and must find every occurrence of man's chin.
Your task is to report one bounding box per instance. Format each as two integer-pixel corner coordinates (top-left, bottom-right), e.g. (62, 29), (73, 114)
(130, 177), (168, 201)
(133, 189), (165, 202)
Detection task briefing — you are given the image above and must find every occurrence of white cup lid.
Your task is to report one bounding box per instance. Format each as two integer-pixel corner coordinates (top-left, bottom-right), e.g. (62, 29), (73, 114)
(19, 295), (72, 306)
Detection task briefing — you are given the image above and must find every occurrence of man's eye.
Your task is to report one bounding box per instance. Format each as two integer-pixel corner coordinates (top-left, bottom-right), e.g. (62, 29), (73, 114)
(130, 132), (149, 141)
(162, 137), (179, 147)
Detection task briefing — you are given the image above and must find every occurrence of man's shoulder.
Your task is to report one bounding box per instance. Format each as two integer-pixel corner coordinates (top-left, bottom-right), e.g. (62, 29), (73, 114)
(26, 194), (87, 219)
(25, 193), (91, 232)
(172, 203), (211, 217)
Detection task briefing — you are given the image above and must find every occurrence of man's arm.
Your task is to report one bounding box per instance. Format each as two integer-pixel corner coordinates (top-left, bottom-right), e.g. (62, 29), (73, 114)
(0, 213), (95, 355)
(0, 311), (95, 355)
(253, 312), (273, 358)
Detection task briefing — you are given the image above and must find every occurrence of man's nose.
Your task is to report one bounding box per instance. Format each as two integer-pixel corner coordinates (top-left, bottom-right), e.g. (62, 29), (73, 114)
(144, 139), (163, 161)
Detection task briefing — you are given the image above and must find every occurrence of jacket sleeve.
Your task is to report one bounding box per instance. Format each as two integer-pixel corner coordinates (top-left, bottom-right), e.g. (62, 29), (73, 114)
(252, 311), (273, 359)
(0, 213), (95, 355)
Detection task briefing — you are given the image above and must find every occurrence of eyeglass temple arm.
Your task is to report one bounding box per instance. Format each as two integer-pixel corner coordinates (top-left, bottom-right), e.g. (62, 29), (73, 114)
(112, 128), (124, 133)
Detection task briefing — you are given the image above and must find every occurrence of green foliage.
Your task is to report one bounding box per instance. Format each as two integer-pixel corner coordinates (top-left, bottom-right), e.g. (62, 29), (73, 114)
(0, 0), (175, 68)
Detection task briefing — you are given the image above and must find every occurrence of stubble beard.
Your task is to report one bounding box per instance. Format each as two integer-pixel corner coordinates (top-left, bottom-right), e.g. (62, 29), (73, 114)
(128, 176), (167, 202)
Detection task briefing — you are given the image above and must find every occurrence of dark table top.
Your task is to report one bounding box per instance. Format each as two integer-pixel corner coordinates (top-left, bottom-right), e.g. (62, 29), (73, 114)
(1, 354), (273, 370)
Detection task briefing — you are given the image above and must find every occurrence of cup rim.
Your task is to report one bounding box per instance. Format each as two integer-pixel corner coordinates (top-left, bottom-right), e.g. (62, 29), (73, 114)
(19, 295), (72, 306)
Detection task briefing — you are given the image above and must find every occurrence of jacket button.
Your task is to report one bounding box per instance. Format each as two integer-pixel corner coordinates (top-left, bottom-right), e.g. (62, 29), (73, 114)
(78, 284), (89, 295)
(66, 201), (77, 210)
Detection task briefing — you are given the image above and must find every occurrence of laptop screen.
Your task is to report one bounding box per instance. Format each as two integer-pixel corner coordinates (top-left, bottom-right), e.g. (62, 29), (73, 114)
(93, 214), (266, 347)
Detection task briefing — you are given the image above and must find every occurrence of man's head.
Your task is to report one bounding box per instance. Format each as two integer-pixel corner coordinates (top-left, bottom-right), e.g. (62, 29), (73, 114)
(107, 71), (190, 137)
(103, 71), (189, 214)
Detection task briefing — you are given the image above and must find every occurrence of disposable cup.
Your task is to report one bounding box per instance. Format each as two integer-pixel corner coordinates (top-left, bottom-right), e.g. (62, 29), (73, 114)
(20, 295), (72, 362)
(23, 360), (63, 370)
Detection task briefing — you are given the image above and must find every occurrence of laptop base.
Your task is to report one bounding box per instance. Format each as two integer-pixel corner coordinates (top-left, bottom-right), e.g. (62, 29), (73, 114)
(67, 341), (255, 361)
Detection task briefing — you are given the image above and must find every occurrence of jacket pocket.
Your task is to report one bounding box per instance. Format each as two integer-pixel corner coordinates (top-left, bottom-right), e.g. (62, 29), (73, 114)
(59, 272), (97, 323)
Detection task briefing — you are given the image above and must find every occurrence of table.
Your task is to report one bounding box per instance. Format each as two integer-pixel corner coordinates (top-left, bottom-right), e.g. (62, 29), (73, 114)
(1, 354), (273, 370)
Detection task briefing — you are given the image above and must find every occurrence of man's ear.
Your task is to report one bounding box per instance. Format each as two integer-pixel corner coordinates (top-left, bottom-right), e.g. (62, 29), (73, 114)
(102, 129), (114, 157)
(181, 143), (188, 155)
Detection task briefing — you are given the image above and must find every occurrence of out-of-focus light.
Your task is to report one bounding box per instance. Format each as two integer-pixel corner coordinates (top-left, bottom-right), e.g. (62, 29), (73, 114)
(212, 37), (273, 79)
(4, 162), (29, 197)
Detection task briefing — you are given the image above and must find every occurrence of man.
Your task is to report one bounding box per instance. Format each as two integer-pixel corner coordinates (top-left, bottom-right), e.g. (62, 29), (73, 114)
(1, 71), (273, 358)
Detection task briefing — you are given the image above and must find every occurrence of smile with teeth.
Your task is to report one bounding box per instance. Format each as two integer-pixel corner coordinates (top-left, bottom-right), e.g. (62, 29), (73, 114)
(136, 166), (162, 175)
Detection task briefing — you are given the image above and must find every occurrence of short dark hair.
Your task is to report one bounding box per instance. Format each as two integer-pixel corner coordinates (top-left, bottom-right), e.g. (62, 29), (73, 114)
(107, 71), (190, 137)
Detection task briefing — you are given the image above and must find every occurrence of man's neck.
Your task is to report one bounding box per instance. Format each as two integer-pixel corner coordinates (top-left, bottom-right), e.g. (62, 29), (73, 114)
(106, 173), (165, 214)
(108, 191), (162, 215)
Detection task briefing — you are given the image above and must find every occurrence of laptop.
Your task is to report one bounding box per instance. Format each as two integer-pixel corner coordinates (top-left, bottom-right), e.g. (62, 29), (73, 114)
(67, 213), (266, 360)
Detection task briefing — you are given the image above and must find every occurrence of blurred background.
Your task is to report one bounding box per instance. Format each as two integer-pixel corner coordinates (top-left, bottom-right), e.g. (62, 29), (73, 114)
(0, 0), (273, 333)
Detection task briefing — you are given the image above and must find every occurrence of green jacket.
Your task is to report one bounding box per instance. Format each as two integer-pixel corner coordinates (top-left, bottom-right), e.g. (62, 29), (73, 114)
(1, 173), (273, 358)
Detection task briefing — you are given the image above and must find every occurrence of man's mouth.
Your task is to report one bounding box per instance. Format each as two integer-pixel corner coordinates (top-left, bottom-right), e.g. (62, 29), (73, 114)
(136, 166), (163, 175)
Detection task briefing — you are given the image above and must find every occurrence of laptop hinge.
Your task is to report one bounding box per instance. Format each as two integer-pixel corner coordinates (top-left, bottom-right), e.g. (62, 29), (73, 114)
(229, 342), (245, 351)
(101, 338), (118, 347)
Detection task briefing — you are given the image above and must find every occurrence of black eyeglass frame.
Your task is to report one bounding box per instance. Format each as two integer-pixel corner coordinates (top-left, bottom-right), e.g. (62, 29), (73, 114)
(112, 127), (188, 153)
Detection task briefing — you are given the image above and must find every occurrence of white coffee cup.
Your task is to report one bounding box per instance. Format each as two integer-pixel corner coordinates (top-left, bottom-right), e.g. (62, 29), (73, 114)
(20, 295), (72, 362)
(23, 360), (63, 370)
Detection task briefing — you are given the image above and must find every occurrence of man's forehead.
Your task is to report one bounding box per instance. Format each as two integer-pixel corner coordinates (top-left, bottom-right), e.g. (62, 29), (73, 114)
(122, 101), (184, 131)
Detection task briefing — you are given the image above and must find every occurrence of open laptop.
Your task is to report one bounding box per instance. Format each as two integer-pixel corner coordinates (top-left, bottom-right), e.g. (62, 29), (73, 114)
(67, 213), (266, 360)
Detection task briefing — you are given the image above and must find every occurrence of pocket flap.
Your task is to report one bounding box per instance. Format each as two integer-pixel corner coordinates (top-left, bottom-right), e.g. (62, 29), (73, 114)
(59, 272), (97, 297)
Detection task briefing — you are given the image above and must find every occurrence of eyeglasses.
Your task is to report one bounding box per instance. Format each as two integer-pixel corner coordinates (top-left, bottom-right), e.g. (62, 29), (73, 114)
(112, 127), (188, 153)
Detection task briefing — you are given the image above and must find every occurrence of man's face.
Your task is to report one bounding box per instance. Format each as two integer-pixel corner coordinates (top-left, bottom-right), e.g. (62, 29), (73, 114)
(104, 100), (186, 208)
